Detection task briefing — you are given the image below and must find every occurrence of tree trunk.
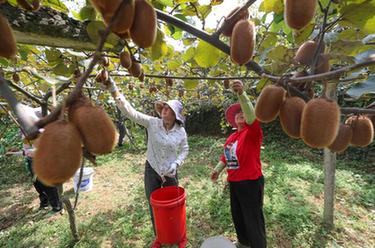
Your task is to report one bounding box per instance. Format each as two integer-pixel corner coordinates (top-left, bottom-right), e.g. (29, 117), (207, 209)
(323, 148), (336, 229)
(323, 82), (338, 230)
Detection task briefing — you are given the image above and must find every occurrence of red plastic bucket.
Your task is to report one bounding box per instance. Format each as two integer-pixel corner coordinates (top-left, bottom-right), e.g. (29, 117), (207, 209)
(150, 186), (187, 245)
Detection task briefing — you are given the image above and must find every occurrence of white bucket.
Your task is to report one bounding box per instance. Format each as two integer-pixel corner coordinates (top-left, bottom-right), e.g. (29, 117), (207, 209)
(73, 167), (94, 193)
(200, 236), (235, 248)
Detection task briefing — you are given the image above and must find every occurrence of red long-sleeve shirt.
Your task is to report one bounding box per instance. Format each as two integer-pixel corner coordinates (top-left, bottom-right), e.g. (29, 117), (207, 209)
(220, 120), (263, 181)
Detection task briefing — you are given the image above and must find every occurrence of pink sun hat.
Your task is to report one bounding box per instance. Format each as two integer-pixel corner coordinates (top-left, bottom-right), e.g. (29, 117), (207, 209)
(225, 103), (242, 128)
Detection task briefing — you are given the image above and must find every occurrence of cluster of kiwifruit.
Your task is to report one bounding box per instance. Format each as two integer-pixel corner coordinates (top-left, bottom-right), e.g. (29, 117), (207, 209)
(255, 84), (374, 152)
(33, 95), (118, 186)
(118, 50), (144, 80)
(91, 0), (156, 48)
(222, 7), (255, 66)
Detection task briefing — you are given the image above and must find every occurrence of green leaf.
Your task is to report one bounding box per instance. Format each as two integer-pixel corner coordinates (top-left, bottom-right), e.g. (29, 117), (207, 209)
(79, 6), (97, 21)
(267, 45), (287, 61)
(182, 47), (195, 62)
(53, 63), (74, 77)
(259, 0), (284, 14)
(340, 2), (375, 34)
(176, 0), (197, 4)
(0, 58), (9, 66)
(151, 30), (168, 60)
(194, 40), (222, 68)
(86, 21), (119, 46)
(256, 78), (270, 93)
(293, 23), (315, 45)
(167, 60), (181, 70)
(42, 0), (68, 12)
(197, 5), (212, 19)
(155, 0), (174, 7)
(346, 75), (375, 99)
(184, 80), (199, 89)
(45, 49), (62, 65)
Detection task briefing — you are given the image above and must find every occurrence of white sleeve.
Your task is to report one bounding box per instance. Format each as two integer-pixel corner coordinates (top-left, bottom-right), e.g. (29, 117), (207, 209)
(175, 130), (189, 166)
(115, 94), (152, 128)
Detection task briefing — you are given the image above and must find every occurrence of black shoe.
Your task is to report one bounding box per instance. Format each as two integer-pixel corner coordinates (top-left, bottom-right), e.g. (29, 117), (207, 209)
(39, 203), (49, 210)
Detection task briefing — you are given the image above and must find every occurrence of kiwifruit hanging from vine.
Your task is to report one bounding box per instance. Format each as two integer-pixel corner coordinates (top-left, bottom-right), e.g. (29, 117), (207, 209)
(284, 0), (317, 30)
(149, 85), (158, 94)
(119, 51), (132, 69)
(224, 79), (230, 89)
(115, 30), (131, 40)
(101, 56), (110, 67)
(100, 69), (109, 82)
(128, 61), (142, 77)
(166, 78), (173, 87)
(255, 85), (286, 123)
(12, 73), (20, 82)
(128, 83), (134, 91)
(314, 54), (330, 74)
(138, 71), (145, 82)
(130, 0), (157, 48)
(230, 20), (255, 66)
(345, 115), (374, 147)
(221, 7), (249, 37)
(69, 96), (118, 155)
(0, 14), (17, 59)
(294, 41), (324, 66)
(33, 120), (83, 186)
(106, 1), (135, 34)
(279, 96), (306, 138)
(300, 97), (340, 148)
(328, 123), (353, 153)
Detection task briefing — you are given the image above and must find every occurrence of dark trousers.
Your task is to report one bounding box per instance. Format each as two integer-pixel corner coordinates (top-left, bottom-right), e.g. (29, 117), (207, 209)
(26, 158), (61, 210)
(229, 176), (266, 248)
(144, 161), (178, 235)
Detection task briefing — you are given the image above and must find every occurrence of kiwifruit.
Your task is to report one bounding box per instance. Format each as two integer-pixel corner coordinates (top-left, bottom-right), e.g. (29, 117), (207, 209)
(69, 97), (118, 155)
(314, 54), (330, 74)
(17, 0), (39, 11)
(224, 79), (230, 89)
(100, 69), (108, 82)
(33, 120), (82, 186)
(101, 56), (109, 67)
(138, 71), (145, 82)
(221, 7), (249, 37)
(119, 51), (132, 69)
(178, 89), (184, 97)
(300, 97), (340, 148)
(104, 0), (135, 34)
(328, 123), (353, 153)
(149, 85), (157, 94)
(130, 0), (157, 48)
(128, 83), (134, 90)
(166, 78), (173, 87)
(139, 82), (144, 89)
(230, 20), (255, 66)
(128, 61), (142, 77)
(255, 85), (286, 123)
(0, 14), (17, 59)
(279, 96), (306, 138)
(95, 72), (102, 82)
(294, 41), (324, 66)
(12, 73), (20, 82)
(367, 114), (375, 127)
(345, 115), (374, 147)
(284, 0), (316, 30)
(116, 30), (130, 40)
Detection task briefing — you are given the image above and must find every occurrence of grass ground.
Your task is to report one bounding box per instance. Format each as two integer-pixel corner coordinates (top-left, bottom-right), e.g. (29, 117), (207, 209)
(0, 132), (374, 248)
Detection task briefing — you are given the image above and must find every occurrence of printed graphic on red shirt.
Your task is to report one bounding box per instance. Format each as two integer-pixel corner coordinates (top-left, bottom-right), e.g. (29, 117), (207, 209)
(224, 141), (239, 169)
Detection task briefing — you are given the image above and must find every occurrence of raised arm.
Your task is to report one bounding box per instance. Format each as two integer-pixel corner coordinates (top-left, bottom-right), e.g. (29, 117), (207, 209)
(231, 80), (256, 125)
(106, 78), (152, 128)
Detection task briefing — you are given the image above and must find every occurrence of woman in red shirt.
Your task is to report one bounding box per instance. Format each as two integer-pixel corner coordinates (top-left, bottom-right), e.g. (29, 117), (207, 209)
(211, 80), (266, 248)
